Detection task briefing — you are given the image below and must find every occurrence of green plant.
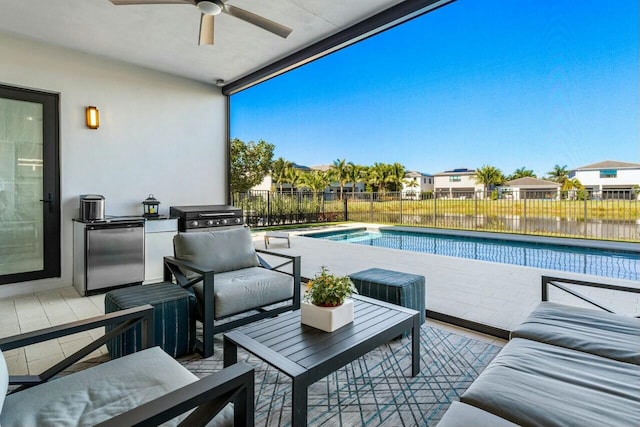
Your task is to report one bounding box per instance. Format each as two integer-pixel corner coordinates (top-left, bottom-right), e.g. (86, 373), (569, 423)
(304, 266), (358, 307)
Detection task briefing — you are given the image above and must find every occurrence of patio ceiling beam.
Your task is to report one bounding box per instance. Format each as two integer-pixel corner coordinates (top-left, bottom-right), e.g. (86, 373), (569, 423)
(222, 0), (457, 95)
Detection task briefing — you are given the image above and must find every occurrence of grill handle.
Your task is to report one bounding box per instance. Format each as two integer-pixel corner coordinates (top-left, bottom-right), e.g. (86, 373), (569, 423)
(198, 213), (235, 218)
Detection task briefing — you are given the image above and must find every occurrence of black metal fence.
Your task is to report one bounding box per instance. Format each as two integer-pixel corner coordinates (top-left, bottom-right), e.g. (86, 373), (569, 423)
(232, 190), (640, 241)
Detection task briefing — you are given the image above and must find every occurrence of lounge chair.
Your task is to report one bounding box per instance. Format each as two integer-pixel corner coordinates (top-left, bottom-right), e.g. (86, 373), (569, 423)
(0, 305), (254, 426)
(164, 227), (301, 357)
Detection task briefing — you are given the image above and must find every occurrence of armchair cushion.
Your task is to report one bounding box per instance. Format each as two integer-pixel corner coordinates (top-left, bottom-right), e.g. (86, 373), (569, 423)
(194, 267), (294, 319)
(0, 349), (7, 415)
(173, 228), (259, 274)
(0, 347), (232, 427)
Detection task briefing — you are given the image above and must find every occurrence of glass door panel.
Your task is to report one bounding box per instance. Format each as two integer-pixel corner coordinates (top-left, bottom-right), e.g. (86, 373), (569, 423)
(0, 85), (59, 285)
(0, 99), (44, 275)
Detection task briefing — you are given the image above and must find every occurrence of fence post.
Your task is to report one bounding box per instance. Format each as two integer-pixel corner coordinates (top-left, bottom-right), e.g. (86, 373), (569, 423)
(369, 192), (374, 222)
(344, 197), (348, 221)
(523, 194), (526, 234)
(433, 193), (437, 227)
(267, 191), (271, 226)
(399, 192), (403, 224)
(474, 192), (478, 230)
(584, 196), (588, 238)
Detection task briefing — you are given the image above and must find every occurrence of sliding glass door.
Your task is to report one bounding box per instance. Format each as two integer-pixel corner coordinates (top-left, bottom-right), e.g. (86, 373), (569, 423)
(0, 84), (60, 285)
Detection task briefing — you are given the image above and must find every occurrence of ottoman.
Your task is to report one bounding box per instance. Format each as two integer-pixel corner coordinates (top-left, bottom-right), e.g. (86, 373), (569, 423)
(105, 282), (196, 359)
(349, 268), (426, 328)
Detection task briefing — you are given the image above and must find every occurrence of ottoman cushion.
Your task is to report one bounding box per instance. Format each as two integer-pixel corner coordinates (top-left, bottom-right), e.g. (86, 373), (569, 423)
(349, 268), (425, 325)
(105, 282), (196, 358)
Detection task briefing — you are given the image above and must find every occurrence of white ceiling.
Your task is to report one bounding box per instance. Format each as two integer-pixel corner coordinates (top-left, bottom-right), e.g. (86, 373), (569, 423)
(0, 0), (408, 87)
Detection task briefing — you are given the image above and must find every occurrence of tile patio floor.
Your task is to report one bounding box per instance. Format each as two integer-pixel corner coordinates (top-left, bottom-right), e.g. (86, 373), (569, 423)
(2, 222), (636, 376)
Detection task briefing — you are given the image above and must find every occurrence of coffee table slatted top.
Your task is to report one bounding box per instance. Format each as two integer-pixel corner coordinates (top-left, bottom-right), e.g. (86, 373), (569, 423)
(225, 296), (418, 379)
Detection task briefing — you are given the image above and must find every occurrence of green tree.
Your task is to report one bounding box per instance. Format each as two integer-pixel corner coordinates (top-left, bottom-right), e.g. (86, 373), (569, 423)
(387, 162), (406, 192)
(230, 138), (274, 193)
(346, 163), (365, 197)
(271, 157), (291, 193)
(508, 167), (536, 180)
(474, 165), (505, 197)
(286, 166), (302, 195)
(366, 163), (389, 194)
(328, 159), (350, 200)
(299, 170), (330, 192)
(546, 164), (570, 185)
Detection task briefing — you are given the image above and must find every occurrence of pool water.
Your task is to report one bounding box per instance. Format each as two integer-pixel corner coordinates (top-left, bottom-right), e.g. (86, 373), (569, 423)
(307, 229), (639, 281)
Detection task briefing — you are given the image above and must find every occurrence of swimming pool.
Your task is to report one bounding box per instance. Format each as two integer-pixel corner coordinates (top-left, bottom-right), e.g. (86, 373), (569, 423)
(306, 229), (639, 281)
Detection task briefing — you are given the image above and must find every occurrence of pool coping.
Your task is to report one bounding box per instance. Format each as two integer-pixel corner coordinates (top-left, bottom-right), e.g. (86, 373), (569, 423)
(299, 224), (640, 253)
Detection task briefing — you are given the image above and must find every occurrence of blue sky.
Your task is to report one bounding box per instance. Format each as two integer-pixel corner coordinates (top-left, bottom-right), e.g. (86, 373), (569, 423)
(230, 0), (639, 178)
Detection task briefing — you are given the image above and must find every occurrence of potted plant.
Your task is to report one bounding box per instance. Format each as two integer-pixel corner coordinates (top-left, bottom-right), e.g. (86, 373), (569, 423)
(301, 266), (358, 332)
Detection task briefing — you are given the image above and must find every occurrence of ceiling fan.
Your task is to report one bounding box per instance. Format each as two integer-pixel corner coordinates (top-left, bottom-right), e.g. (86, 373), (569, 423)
(109, 0), (292, 45)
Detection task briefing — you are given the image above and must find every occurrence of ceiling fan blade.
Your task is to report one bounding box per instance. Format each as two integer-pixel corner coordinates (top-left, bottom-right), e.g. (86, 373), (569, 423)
(223, 5), (292, 39)
(199, 13), (215, 45)
(109, 0), (195, 5)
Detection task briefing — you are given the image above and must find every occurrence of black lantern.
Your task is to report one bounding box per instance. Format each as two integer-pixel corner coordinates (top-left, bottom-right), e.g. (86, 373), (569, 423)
(142, 194), (160, 218)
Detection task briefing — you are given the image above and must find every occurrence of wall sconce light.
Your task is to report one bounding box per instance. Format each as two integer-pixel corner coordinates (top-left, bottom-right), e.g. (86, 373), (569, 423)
(86, 106), (99, 129)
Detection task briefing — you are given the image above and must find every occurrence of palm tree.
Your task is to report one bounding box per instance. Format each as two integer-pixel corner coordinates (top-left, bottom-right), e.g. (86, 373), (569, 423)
(387, 162), (406, 192)
(509, 167), (536, 180)
(299, 170), (330, 192)
(271, 157), (291, 193)
(285, 166), (301, 195)
(546, 164), (569, 185)
(367, 162), (390, 195)
(474, 165), (504, 197)
(346, 163), (365, 197)
(404, 177), (419, 199)
(328, 159), (350, 200)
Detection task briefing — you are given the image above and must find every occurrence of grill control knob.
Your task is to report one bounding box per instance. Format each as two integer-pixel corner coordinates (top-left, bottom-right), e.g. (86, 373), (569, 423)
(206, 220), (214, 226)
(221, 219), (228, 225)
(234, 218), (242, 224)
(190, 220), (199, 228)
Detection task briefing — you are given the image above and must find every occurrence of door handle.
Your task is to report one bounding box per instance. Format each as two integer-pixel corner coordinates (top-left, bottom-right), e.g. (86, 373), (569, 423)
(40, 192), (54, 211)
(39, 192), (54, 203)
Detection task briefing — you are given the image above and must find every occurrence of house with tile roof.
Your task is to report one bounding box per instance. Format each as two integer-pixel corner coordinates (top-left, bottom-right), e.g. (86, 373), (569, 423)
(571, 160), (640, 199)
(402, 171), (434, 199)
(499, 177), (561, 200)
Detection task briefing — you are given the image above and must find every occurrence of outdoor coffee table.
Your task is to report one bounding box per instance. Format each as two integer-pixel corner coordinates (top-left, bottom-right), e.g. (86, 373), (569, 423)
(223, 295), (421, 427)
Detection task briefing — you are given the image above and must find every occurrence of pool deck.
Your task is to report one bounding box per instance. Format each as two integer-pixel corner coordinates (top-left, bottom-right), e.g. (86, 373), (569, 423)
(255, 223), (640, 331)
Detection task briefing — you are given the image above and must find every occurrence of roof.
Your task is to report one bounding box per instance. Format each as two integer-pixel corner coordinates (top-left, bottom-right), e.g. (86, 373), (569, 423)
(574, 160), (640, 170)
(503, 177), (560, 187)
(309, 165), (332, 172)
(405, 170), (433, 178)
(434, 168), (475, 176)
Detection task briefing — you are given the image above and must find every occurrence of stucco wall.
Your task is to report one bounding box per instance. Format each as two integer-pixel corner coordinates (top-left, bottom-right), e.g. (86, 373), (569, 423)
(0, 32), (227, 297)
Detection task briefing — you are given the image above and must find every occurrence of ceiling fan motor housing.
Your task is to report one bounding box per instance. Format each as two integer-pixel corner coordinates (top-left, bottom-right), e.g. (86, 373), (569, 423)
(197, 0), (223, 16)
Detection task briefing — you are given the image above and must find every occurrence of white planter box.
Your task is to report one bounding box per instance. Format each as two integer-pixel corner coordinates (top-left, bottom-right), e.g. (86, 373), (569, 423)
(301, 299), (354, 332)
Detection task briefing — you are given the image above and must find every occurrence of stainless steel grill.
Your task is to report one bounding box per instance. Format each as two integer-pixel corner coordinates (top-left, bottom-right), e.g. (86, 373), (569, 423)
(169, 205), (244, 232)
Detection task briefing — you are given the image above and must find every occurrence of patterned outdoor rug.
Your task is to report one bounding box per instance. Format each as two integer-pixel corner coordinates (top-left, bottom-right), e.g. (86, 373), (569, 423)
(179, 324), (503, 426)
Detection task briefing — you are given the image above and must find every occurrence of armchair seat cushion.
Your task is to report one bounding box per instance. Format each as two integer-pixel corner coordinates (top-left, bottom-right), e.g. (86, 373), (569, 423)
(194, 267), (294, 319)
(1, 347), (232, 427)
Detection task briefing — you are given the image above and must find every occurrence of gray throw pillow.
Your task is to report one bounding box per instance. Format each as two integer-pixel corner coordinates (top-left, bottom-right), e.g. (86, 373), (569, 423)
(174, 227), (260, 273)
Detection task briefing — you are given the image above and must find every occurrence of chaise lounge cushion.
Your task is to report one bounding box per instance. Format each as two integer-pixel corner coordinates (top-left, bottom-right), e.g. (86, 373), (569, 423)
(460, 338), (640, 427)
(511, 302), (640, 364)
(436, 401), (519, 427)
(174, 228), (260, 274)
(0, 347), (233, 427)
(194, 266), (294, 319)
